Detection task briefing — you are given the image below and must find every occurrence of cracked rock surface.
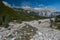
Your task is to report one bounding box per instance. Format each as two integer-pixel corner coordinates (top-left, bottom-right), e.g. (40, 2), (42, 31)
(24, 19), (60, 40)
(0, 19), (60, 40)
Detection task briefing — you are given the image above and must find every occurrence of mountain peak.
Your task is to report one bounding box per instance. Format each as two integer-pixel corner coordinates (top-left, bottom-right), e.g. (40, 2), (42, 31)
(2, 1), (11, 7)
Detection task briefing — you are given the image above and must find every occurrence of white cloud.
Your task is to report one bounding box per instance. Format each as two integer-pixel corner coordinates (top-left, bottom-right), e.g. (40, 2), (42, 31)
(21, 1), (31, 7)
(38, 4), (44, 7)
(21, 6), (31, 8)
(20, 1), (31, 9)
(2, 1), (11, 7)
(45, 5), (56, 11)
(34, 8), (41, 10)
(21, 6), (32, 10)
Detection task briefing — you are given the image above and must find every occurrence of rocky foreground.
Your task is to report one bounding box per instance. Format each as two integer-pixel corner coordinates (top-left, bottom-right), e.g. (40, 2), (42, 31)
(0, 19), (60, 40)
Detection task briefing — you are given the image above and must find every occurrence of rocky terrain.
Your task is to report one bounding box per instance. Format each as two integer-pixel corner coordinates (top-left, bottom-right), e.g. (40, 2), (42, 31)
(0, 19), (60, 40)
(0, 0), (60, 40)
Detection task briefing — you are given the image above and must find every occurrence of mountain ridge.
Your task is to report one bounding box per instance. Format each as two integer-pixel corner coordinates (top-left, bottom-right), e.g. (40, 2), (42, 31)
(0, 0), (46, 27)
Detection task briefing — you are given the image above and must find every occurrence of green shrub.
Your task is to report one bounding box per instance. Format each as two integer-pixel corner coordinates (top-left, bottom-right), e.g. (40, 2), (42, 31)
(2, 22), (9, 28)
(52, 15), (60, 29)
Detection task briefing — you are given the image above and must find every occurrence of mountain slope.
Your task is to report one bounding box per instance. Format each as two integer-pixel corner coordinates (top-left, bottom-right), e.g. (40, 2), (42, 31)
(0, 0), (45, 27)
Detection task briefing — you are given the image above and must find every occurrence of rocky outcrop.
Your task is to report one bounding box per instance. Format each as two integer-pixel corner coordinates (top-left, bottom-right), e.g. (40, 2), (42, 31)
(0, 19), (60, 40)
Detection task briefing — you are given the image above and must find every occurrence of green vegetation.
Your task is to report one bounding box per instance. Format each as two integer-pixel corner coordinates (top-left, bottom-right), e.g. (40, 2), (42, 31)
(0, 0), (47, 28)
(55, 15), (60, 22)
(55, 15), (60, 29)
(52, 15), (60, 29)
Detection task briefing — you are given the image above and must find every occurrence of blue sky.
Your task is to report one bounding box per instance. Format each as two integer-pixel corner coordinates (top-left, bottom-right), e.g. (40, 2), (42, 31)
(3, 0), (60, 11)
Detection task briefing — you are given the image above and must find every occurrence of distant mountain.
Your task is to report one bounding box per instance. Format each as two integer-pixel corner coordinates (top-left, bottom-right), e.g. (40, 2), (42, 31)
(13, 7), (38, 16)
(35, 8), (55, 16)
(53, 12), (60, 17)
(12, 7), (56, 17)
